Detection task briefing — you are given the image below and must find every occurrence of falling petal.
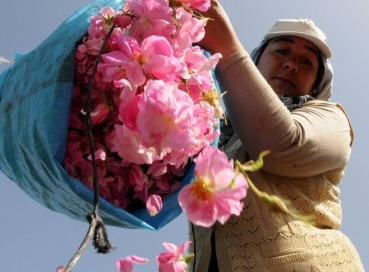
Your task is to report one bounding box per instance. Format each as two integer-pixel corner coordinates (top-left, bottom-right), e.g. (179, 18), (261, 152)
(146, 194), (163, 216)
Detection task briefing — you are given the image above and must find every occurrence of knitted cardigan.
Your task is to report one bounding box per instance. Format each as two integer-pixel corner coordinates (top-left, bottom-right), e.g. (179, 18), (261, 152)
(188, 52), (364, 272)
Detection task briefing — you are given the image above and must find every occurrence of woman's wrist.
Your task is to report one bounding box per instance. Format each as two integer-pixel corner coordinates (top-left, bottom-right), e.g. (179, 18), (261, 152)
(215, 50), (250, 80)
(216, 40), (245, 61)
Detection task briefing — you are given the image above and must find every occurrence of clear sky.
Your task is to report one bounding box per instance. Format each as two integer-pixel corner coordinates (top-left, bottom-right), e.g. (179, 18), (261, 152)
(0, 0), (368, 271)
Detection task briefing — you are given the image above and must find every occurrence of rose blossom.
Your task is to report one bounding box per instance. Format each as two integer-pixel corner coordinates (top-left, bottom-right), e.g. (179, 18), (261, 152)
(178, 146), (248, 227)
(156, 241), (192, 272)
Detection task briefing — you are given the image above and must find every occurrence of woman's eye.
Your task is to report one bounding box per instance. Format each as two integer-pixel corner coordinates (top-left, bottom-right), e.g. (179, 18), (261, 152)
(302, 58), (312, 66)
(275, 49), (288, 54)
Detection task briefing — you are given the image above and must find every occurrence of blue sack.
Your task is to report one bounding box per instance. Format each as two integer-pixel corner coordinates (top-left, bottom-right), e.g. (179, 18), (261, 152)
(0, 0), (220, 231)
(0, 0), (157, 230)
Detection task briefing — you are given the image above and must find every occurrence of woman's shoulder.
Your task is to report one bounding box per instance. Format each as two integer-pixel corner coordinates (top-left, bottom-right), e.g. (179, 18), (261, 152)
(296, 99), (351, 126)
(303, 99), (349, 115)
(298, 99), (354, 147)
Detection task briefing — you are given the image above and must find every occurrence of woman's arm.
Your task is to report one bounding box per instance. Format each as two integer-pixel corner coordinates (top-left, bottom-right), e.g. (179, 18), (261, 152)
(200, 2), (353, 177)
(217, 51), (352, 178)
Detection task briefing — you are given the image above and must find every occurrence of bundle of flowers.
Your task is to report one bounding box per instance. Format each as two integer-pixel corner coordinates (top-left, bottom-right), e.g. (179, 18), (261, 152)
(64, 0), (223, 216)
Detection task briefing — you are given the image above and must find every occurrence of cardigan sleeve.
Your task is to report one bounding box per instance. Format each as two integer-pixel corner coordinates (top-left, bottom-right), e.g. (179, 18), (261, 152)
(215, 51), (354, 178)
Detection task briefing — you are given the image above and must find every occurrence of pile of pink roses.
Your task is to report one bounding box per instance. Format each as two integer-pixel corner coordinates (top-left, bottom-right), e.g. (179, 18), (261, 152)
(63, 0), (250, 270)
(64, 0), (223, 213)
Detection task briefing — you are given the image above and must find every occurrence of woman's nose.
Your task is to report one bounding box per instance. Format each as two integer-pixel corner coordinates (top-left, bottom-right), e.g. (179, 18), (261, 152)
(283, 59), (298, 73)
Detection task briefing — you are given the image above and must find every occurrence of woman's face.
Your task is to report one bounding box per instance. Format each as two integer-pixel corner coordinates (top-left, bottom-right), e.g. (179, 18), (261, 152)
(257, 36), (319, 96)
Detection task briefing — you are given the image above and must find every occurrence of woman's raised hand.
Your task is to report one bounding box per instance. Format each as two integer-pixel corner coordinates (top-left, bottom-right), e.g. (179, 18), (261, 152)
(197, 0), (244, 59)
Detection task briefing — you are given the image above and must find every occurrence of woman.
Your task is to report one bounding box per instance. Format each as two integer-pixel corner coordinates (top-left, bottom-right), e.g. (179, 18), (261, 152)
(189, 1), (365, 271)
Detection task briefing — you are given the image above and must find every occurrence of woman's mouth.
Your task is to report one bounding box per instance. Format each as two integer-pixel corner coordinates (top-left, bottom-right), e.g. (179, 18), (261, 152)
(274, 77), (296, 88)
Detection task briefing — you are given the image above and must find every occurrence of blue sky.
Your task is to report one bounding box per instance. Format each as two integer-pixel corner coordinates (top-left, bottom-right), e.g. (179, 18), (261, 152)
(0, 0), (368, 271)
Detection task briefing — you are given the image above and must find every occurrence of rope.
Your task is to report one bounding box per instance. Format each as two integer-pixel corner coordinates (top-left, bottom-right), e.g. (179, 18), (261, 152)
(63, 24), (116, 272)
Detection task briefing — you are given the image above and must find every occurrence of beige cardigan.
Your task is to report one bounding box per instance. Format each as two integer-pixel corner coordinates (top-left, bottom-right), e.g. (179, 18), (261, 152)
(188, 52), (364, 271)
